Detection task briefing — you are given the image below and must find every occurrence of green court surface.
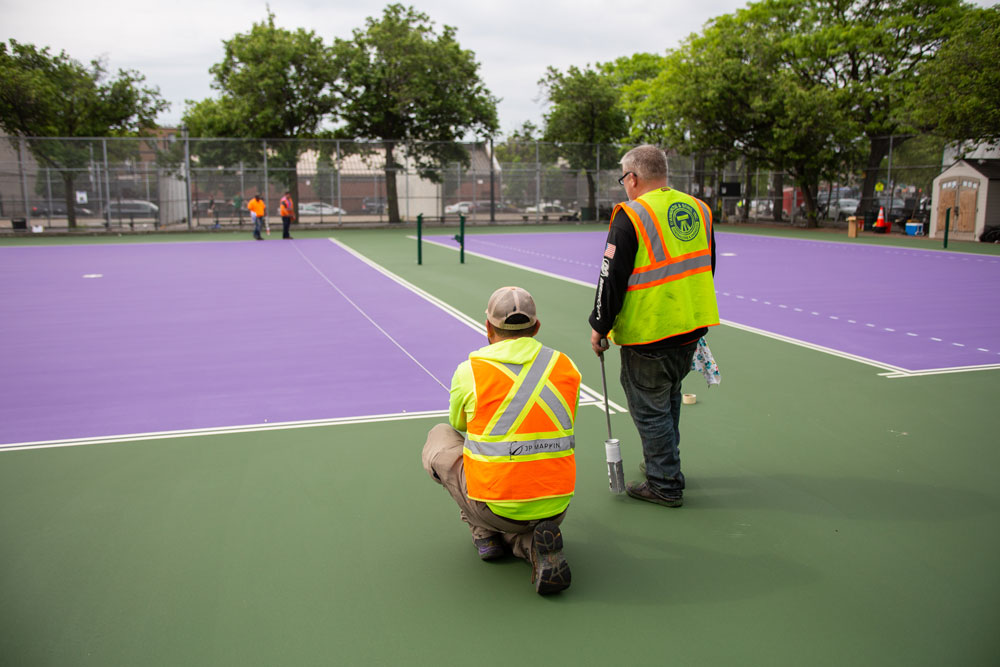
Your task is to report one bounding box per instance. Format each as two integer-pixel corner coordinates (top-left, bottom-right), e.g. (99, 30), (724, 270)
(1, 225), (998, 666)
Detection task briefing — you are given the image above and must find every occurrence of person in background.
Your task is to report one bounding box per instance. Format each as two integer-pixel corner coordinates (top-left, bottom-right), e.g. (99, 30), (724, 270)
(423, 286), (581, 595)
(247, 194), (266, 240)
(279, 191), (295, 239)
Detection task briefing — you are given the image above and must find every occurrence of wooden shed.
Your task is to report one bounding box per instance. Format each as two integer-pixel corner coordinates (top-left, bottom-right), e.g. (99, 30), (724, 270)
(929, 158), (1000, 241)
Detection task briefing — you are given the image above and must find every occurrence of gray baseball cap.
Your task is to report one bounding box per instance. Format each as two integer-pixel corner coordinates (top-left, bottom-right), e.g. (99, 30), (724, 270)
(485, 286), (538, 330)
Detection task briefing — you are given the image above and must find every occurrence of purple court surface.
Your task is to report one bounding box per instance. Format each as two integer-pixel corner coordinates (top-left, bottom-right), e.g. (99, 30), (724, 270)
(427, 231), (1000, 374)
(0, 239), (485, 446)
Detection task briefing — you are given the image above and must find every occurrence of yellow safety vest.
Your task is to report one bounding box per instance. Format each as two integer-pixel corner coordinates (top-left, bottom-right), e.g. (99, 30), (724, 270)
(610, 188), (720, 345)
(463, 344), (580, 507)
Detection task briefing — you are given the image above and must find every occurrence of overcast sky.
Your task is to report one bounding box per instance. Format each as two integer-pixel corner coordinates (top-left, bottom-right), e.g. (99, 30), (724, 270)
(0, 0), (758, 134)
(5, 0), (984, 137)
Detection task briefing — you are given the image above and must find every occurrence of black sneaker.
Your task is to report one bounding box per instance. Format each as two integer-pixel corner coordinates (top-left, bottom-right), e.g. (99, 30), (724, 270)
(474, 535), (504, 561)
(530, 521), (571, 595)
(625, 481), (683, 507)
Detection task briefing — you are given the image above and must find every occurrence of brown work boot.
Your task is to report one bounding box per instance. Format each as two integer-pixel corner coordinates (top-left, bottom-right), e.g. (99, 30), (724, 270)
(530, 521), (571, 595)
(625, 481), (683, 507)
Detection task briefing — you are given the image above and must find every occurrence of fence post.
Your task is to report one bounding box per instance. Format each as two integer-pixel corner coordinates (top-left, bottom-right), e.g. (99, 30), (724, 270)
(262, 140), (269, 216)
(336, 140), (342, 226)
(183, 131), (193, 230)
(417, 213), (423, 265)
(102, 138), (112, 229)
(535, 141), (541, 223)
(17, 137), (31, 225)
(943, 208), (950, 249)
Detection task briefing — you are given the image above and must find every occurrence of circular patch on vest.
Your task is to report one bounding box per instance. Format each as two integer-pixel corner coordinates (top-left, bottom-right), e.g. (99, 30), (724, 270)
(666, 202), (700, 242)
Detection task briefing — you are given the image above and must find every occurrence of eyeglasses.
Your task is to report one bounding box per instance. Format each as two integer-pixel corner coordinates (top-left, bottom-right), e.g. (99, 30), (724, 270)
(618, 171), (635, 186)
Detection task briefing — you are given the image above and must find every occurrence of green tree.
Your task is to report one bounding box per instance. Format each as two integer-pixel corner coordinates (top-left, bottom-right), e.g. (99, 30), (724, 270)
(763, 0), (965, 216)
(0, 40), (167, 226)
(539, 65), (628, 219)
(333, 4), (498, 222)
(182, 11), (338, 219)
(910, 6), (1000, 149)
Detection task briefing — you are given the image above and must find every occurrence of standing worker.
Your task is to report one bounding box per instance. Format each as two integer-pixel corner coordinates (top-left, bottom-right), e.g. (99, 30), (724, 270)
(247, 194), (266, 240)
(279, 190), (295, 239)
(422, 286), (582, 595)
(588, 144), (718, 508)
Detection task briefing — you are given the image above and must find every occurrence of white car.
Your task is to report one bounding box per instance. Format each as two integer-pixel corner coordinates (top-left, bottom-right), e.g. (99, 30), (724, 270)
(444, 201), (477, 214)
(523, 202), (565, 214)
(826, 198), (859, 220)
(298, 202), (346, 216)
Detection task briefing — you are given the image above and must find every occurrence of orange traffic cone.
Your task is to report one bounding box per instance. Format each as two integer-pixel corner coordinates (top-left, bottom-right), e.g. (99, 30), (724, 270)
(873, 206), (887, 233)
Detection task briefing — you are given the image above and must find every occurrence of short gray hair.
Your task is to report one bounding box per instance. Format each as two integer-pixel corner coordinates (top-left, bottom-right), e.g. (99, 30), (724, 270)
(621, 144), (668, 182)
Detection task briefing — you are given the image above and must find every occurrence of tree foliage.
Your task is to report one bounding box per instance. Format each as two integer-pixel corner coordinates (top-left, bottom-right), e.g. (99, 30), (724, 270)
(0, 39), (167, 225)
(182, 11), (338, 215)
(333, 3), (497, 222)
(910, 5), (1000, 149)
(539, 65), (628, 217)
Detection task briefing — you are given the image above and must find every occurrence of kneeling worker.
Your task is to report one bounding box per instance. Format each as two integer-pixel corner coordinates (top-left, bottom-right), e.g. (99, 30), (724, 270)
(422, 286), (582, 595)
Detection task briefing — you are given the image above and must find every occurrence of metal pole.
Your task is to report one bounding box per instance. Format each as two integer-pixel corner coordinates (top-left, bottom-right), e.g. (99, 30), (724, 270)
(886, 135), (893, 213)
(102, 138), (112, 229)
(458, 213), (465, 264)
(183, 131), (192, 230)
(535, 141), (541, 223)
(336, 140), (342, 226)
(596, 143), (601, 219)
(489, 137), (495, 224)
(417, 213), (423, 265)
(45, 166), (53, 226)
(239, 160), (245, 227)
(262, 139), (269, 216)
(17, 137), (31, 225)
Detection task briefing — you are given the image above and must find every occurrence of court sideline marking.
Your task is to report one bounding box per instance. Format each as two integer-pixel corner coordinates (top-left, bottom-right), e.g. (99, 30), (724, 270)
(1, 239), (623, 453)
(329, 237), (626, 413)
(421, 235), (1000, 379)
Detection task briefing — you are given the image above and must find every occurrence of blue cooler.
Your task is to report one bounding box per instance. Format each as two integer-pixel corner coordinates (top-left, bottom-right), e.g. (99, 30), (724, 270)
(905, 222), (923, 236)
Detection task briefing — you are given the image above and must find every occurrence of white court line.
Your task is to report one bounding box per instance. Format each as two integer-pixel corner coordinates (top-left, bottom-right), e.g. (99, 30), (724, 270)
(294, 242), (449, 391)
(0, 410), (451, 453)
(419, 234), (999, 379)
(331, 237), (625, 413)
(4, 239), (623, 453)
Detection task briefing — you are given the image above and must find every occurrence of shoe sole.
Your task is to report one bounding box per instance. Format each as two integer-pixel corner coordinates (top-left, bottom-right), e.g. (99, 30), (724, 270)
(532, 521), (571, 595)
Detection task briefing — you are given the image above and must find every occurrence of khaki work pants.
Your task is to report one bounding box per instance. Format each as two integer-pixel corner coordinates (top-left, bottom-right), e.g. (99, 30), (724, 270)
(421, 423), (566, 561)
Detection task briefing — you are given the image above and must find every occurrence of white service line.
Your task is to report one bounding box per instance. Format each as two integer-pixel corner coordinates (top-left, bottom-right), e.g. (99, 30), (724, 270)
(331, 238), (626, 413)
(294, 241), (449, 390)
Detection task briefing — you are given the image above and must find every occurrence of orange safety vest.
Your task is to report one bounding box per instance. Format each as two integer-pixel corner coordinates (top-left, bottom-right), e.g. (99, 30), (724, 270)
(280, 196), (293, 217)
(463, 345), (580, 503)
(247, 199), (265, 217)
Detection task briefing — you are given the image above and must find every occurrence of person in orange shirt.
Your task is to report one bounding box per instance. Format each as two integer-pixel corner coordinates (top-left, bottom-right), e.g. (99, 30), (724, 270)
(247, 194), (266, 240)
(279, 191), (295, 239)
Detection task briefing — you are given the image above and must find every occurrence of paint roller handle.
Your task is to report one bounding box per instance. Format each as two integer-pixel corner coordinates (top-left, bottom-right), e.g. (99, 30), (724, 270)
(599, 340), (612, 440)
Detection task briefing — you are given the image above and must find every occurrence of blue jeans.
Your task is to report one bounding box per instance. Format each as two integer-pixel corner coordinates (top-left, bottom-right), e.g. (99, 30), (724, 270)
(253, 215), (264, 238)
(620, 341), (698, 497)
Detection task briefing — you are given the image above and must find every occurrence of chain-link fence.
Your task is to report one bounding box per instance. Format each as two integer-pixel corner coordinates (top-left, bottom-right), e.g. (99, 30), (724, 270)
(0, 135), (946, 232)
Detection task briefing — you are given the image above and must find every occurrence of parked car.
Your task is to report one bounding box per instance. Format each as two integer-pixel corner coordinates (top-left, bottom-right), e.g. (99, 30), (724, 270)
(362, 197), (387, 214)
(31, 202), (93, 217)
(825, 198), (860, 220)
(523, 202), (565, 214)
(298, 202), (346, 216)
(444, 201), (477, 214)
(106, 199), (159, 219)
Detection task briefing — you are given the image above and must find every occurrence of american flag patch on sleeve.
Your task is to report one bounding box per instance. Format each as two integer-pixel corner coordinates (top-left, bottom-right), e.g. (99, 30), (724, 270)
(604, 243), (616, 259)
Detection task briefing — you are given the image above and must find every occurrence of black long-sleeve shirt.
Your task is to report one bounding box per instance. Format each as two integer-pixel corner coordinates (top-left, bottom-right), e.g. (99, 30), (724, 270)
(588, 200), (717, 350)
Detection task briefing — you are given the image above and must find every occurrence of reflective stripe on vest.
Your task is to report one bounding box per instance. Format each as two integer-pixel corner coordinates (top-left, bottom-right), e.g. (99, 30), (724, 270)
(463, 344), (579, 503)
(609, 189), (720, 345)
